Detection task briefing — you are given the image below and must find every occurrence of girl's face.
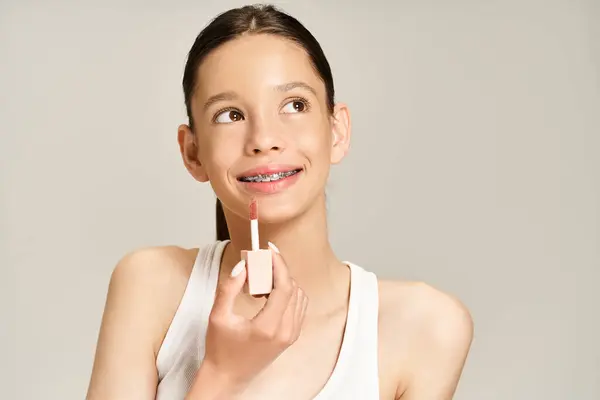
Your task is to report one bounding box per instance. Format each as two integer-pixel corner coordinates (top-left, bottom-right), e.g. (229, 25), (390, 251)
(179, 33), (350, 223)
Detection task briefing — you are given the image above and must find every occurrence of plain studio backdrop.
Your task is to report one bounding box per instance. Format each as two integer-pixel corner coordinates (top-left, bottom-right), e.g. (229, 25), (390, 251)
(1, 0), (599, 399)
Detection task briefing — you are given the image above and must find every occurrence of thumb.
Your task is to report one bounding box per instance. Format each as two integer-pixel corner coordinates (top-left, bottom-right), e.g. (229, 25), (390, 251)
(212, 259), (247, 315)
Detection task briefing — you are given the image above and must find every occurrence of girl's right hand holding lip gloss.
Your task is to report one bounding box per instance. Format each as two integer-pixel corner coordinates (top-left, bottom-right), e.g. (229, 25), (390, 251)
(185, 243), (309, 400)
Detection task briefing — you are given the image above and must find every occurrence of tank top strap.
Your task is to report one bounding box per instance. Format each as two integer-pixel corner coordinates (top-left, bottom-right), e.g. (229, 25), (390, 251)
(313, 262), (380, 399)
(343, 262), (380, 398)
(188, 240), (228, 323)
(352, 263), (380, 355)
(156, 240), (228, 379)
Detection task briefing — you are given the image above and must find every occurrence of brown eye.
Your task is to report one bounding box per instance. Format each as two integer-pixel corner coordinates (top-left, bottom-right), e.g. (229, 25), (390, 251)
(229, 111), (243, 121)
(215, 109), (244, 124)
(282, 99), (309, 114)
(292, 101), (305, 112)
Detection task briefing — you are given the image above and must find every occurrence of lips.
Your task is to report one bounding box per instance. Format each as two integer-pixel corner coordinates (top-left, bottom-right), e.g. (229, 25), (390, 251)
(235, 164), (304, 194)
(236, 164), (304, 181)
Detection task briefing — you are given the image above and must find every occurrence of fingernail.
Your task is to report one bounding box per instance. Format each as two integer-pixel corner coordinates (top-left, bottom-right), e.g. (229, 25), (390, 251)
(230, 260), (245, 277)
(268, 242), (280, 254)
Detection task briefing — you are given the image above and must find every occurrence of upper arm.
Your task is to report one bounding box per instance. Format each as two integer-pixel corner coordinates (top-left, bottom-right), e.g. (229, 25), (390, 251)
(86, 247), (191, 400)
(398, 286), (474, 400)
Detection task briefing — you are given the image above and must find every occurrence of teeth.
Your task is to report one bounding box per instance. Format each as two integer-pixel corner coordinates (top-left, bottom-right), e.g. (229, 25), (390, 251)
(241, 170), (299, 183)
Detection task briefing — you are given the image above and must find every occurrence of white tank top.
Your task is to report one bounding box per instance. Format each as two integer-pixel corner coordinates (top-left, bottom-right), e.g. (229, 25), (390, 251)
(155, 240), (380, 399)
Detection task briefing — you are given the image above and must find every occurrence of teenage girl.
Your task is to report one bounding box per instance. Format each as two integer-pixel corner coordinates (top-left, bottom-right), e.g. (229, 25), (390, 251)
(86, 4), (473, 400)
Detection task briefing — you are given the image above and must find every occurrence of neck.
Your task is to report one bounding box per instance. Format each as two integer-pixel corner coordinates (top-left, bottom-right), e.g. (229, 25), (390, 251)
(221, 195), (350, 309)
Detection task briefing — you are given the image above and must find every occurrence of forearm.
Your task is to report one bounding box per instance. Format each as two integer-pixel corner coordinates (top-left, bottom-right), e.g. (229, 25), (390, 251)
(185, 361), (247, 400)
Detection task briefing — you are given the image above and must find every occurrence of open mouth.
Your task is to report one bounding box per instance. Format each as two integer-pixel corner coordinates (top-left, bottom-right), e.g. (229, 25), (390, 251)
(238, 168), (303, 183)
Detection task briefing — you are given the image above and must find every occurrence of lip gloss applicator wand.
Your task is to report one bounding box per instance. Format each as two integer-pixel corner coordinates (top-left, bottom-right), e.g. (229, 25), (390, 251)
(241, 198), (273, 295)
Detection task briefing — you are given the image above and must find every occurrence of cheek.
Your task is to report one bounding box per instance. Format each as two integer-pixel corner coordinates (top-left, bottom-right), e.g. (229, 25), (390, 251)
(199, 133), (242, 178)
(291, 118), (331, 162)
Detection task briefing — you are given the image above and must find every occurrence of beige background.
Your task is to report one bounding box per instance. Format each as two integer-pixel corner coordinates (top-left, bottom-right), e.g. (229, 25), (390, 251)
(2, 0), (599, 399)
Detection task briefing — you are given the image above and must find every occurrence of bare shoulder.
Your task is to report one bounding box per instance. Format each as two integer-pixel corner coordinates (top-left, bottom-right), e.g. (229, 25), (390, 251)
(87, 245), (198, 399)
(110, 245), (197, 292)
(107, 245), (199, 353)
(377, 280), (474, 399)
(378, 279), (473, 341)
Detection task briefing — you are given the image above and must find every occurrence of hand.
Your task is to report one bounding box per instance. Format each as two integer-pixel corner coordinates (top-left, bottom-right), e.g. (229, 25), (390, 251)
(200, 245), (308, 390)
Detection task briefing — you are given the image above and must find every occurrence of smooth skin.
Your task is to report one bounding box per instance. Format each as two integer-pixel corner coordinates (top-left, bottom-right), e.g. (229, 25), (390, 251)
(86, 33), (473, 400)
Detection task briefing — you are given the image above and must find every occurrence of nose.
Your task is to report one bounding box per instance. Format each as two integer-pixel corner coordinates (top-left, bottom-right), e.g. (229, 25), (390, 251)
(244, 117), (285, 156)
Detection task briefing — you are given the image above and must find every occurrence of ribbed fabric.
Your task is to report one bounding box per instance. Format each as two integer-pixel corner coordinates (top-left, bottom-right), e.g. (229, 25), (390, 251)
(155, 240), (380, 399)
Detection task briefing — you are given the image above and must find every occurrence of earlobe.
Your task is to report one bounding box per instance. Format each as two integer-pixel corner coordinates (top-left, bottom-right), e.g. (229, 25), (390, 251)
(177, 124), (209, 182)
(330, 103), (351, 164)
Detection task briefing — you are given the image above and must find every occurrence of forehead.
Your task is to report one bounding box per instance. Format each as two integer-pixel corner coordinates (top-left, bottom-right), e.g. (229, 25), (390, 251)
(195, 34), (325, 101)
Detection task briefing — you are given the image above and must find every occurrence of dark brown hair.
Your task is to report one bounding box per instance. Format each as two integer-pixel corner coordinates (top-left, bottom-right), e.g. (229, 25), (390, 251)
(182, 4), (336, 240)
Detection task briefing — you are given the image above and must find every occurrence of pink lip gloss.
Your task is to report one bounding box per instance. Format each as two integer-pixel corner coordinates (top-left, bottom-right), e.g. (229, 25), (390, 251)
(241, 198), (273, 295)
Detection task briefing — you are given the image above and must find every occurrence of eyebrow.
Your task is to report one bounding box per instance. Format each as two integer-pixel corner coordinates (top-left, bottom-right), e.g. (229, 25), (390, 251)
(203, 91), (237, 111)
(274, 81), (317, 95)
(202, 81), (317, 111)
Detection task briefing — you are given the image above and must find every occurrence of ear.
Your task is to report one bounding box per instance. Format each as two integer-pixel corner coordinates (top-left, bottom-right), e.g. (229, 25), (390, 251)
(177, 124), (209, 182)
(330, 103), (351, 164)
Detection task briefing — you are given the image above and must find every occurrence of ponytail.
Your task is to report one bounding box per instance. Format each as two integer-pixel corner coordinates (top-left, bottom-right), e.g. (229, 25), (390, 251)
(215, 199), (230, 241)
